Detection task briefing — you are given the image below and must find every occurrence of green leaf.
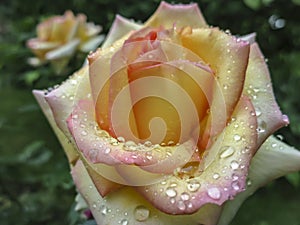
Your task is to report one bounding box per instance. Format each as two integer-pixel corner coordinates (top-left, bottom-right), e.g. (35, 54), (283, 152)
(243, 0), (262, 10)
(285, 172), (300, 188)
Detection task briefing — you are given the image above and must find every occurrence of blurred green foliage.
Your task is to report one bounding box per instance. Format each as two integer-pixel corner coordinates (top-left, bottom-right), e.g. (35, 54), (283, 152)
(0, 0), (299, 224)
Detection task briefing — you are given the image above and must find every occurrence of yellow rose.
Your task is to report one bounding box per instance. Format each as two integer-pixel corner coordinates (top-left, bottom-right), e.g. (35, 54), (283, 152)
(27, 10), (104, 73)
(33, 2), (300, 224)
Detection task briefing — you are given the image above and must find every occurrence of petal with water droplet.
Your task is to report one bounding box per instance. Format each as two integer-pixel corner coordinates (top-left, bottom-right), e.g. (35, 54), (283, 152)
(217, 136), (300, 225)
(137, 96), (257, 215)
(243, 43), (289, 147)
(71, 159), (222, 225)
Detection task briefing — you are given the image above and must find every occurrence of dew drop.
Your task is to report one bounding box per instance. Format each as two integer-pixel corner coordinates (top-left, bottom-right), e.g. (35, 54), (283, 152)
(219, 146), (235, 158)
(255, 107), (262, 117)
(170, 198), (176, 204)
(99, 205), (108, 215)
(276, 134), (284, 141)
(230, 160), (239, 170)
(81, 130), (88, 136)
(180, 192), (190, 201)
(187, 181), (201, 192)
(233, 134), (241, 141)
(117, 136), (125, 143)
(120, 219), (128, 225)
(232, 181), (240, 190)
(177, 200), (186, 211)
(144, 141), (152, 147)
(247, 179), (252, 186)
(104, 148), (111, 154)
(166, 187), (177, 197)
(134, 205), (150, 222)
(213, 173), (220, 180)
(271, 143), (278, 148)
(207, 187), (221, 200)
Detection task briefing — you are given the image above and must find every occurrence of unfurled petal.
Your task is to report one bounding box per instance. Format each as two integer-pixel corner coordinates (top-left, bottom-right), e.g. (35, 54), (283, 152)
(181, 28), (250, 120)
(66, 99), (196, 186)
(79, 34), (105, 52)
(45, 66), (91, 136)
(32, 90), (78, 164)
(72, 159), (222, 225)
(145, 1), (207, 29)
(243, 43), (289, 146)
(217, 136), (300, 225)
(102, 15), (142, 49)
(137, 96), (257, 214)
(45, 39), (80, 60)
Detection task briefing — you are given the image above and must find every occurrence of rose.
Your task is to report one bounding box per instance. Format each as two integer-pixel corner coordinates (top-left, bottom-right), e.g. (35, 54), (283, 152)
(33, 2), (300, 225)
(27, 10), (104, 74)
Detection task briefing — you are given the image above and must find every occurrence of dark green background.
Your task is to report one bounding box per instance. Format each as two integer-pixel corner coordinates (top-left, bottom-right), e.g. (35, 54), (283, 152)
(0, 0), (299, 224)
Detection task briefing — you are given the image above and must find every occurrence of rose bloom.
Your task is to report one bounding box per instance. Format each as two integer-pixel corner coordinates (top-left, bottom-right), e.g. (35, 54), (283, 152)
(33, 2), (300, 225)
(27, 10), (104, 73)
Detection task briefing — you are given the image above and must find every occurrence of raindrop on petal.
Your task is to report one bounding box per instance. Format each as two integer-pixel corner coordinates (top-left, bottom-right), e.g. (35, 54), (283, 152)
(134, 205), (150, 222)
(207, 187), (221, 200)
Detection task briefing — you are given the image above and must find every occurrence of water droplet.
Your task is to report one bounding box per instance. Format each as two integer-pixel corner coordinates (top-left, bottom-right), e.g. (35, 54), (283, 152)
(213, 173), (220, 180)
(219, 146), (235, 158)
(187, 181), (201, 192)
(104, 148), (111, 154)
(123, 141), (137, 151)
(81, 130), (87, 136)
(134, 205), (150, 222)
(92, 202), (97, 209)
(99, 205), (108, 215)
(232, 181), (240, 190)
(233, 134), (241, 141)
(117, 136), (125, 143)
(207, 187), (221, 200)
(177, 200), (186, 210)
(187, 202), (193, 208)
(230, 160), (239, 170)
(166, 188), (177, 197)
(144, 141), (152, 147)
(180, 192), (190, 201)
(247, 179), (252, 186)
(255, 107), (262, 117)
(170, 182), (177, 187)
(282, 114), (289, 124)
(271, 143), (277, 148)
(223, 84), (228, 90)
(170, 198), (176, 204)
(276, 134), (284, 141)
(120, 219), (128, 225)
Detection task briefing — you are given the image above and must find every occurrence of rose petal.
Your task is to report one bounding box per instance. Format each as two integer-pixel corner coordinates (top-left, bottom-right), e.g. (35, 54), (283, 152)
(32, 90), (78, 164)
(243, 43), (289, 146)
(45, 66), (91, 137)
(79, 34), (105, 52)
(181, 28), (250, 120)
(145, 1), (207, 29)
(66, 99), (196, 186)
(217, 136), (300, 225)
(72, 159), (222, 225)
(137, 96), (257, 214)
(45, 38), (80, 60)
(102, 15), (142, 49)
